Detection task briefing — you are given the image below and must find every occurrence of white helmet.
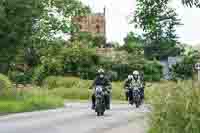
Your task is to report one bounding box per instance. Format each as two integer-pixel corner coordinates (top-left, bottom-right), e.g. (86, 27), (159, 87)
(128, 75), (133, 80)
(133, 70), (139, 76)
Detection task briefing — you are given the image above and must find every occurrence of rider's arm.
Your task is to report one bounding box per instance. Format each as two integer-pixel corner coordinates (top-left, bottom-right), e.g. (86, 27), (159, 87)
(124, 80), (129, 89)
(90, 78), (97, 89)
(105, 78), (112, 90)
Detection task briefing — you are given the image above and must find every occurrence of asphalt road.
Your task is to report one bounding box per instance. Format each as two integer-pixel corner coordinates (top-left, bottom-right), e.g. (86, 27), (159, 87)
(0, 102), (150, 133)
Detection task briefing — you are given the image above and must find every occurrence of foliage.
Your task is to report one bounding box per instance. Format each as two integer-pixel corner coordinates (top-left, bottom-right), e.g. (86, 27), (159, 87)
(133, 0), (182, 60)
(32, 0), (91, 44)
(61, 44), (99, 79)
(0, 0), (45, 64)
(147, 81), (200, 133)
(171, 49), (200, 80)
(43, 76), (126, 100)
(73, 32), (105, 48)
(0, 0), (90, 73)
(144, 60), (163, 81)
(8, 70), (33, 84)
(122, 32), (144, 53)
(0, 74), (13, 97)
(43, 76), (84, 89)
(0, 87), (64, 113)
(32, 65), (49, 85)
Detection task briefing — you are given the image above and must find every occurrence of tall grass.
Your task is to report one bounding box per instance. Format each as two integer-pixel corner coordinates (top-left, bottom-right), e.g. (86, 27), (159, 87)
(44, 76), (125, 100)
(0, 86), (64, 114)
(147, 81), (200, 133)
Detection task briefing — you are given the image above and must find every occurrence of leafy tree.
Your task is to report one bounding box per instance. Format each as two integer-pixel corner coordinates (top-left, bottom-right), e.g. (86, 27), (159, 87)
(0, 0), (45, 72)
(124, 32), (143, 45)
(122, 32), (144, 54)
(133, 0), (182, 60)
(0, 0), (90, 73)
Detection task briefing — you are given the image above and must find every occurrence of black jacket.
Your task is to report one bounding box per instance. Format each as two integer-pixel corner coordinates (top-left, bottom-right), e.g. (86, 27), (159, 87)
(124, 79), (132, 89)
(92, 76), (112, 90)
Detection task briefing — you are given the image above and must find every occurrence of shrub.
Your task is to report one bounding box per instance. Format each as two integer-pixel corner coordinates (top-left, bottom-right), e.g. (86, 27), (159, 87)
(8, 70), (33, 84)
(171, 49), (200, 80)
(0, 74), (13, 97)
(107, 70), (118, 81)
(144, 60), (163, 81)
(32, 65), (49, 85)
(148, 81), (200, 133)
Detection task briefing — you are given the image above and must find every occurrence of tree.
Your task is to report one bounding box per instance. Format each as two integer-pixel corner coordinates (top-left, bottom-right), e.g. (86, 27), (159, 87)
(0, 0), (46, 73)
(0, 0), (90, 73)
(124, 32), (143, 45)
(134, 0), (182, 60)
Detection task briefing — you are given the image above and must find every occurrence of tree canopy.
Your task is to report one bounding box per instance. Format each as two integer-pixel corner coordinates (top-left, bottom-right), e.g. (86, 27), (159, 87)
(0, 0), (90, 72)
(133, 0), (182, 60)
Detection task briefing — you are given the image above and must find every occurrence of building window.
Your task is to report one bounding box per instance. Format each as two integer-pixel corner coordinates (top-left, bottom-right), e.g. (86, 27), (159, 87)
(96, 25), (100, 33)
(79, 25), (82, 30)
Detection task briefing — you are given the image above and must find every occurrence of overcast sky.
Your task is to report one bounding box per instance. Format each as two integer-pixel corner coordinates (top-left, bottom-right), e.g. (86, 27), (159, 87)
(81, 0), (200, 45)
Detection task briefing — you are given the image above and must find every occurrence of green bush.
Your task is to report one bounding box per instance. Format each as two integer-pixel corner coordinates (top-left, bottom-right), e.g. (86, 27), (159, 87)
(0, 74), (13, 97)
(148, 81), (200, 133)
(171, 49), (200, 80)
(171, 57), (195, 80)
(32, 65), (49, 85)
(8, 70), (33, 84)
(107, 70), (118, 81)
(144, 60), (163, 81)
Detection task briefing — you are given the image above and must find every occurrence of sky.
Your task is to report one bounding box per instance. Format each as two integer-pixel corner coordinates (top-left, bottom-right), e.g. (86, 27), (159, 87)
(81, 0), (200, 45)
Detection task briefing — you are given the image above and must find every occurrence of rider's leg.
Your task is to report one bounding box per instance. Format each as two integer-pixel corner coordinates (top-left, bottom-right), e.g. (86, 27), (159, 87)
(104, 94), (110, 109)
(128, 89), (133, 103)
(92, 93), (96, 109)
(125, 90), (129, 101)
(139, 87), (144, 100)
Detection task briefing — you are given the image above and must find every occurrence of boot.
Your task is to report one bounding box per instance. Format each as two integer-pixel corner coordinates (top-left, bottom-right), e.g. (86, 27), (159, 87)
(105, 95), (110, 110)
(91, 94), (96, 110)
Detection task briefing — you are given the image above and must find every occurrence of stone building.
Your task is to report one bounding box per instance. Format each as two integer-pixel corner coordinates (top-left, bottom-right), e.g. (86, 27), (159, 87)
(160, 56), (183, 80)
(72, 8), (106, 47)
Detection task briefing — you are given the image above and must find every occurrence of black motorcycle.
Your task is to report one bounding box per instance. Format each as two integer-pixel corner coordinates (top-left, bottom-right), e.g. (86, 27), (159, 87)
(95, 86), (106, 116)
(129, 86), (141, 108)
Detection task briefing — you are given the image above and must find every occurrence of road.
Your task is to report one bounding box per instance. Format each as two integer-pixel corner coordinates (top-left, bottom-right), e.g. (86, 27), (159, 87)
(0, 102), (150, 133)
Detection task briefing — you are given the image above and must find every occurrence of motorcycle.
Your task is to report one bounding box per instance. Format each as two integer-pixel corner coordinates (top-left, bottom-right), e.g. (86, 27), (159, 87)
(129, 86), (141, 108)
(94, 86), (106, 116)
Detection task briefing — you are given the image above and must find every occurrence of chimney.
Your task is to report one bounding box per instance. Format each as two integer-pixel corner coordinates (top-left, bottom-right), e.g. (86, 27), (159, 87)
(103, 6), (106, 16)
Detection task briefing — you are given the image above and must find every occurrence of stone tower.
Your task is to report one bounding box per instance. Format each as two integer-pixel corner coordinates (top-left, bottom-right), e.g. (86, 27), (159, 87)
(72, 8), (106, 45)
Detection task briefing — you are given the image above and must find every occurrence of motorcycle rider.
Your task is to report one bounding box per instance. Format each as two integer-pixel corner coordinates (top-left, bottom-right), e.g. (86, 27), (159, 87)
(90, 69), (112, 110)
(124, 75), (133, 101)
(132, 70), (144, 101)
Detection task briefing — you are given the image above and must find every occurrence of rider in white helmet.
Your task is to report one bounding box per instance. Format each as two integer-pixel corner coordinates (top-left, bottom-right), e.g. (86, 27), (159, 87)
(132, 70), (144, 101)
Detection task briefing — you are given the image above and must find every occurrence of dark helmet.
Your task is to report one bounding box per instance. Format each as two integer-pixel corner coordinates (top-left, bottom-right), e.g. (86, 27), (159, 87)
(97, 68), (105, 78)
